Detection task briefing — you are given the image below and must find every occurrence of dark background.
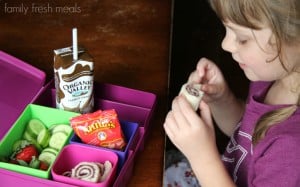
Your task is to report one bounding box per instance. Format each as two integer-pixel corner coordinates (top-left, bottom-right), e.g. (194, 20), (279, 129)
(166, 0), (249, 162)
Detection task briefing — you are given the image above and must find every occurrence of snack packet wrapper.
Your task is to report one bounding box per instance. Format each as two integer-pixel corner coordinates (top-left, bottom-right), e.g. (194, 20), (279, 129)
(70, 109), (126, 150)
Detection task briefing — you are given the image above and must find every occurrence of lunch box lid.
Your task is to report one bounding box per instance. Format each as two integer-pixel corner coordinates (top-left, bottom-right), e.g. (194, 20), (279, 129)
(0, 50), (46, 140)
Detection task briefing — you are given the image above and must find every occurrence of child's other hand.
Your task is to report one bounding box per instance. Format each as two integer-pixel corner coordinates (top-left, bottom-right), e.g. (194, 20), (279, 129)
(188, 58), (228, 103)
(164, 95), (217, 162)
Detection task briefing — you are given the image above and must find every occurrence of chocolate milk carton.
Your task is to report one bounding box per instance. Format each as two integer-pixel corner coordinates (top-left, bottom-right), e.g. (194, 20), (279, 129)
(54, 46), (94, 113)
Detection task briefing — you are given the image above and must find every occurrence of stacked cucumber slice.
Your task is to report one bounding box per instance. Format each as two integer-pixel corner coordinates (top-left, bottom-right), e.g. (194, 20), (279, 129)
(22, 119), (72, 166)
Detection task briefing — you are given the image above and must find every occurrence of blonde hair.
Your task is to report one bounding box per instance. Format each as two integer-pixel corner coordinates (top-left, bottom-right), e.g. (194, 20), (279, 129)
(208, 0), (300, 145)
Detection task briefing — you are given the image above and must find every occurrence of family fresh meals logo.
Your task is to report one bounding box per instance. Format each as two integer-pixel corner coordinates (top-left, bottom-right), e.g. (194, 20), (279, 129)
(2, 2), (81, 15)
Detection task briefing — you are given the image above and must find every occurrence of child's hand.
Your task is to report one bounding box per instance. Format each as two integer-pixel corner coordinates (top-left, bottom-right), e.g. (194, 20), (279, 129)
(188, 58), (229, 103)
(164, 95), (217, 162)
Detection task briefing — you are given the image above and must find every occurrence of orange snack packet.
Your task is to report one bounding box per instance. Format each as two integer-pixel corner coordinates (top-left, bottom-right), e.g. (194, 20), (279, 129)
(70, 109), (126, 150)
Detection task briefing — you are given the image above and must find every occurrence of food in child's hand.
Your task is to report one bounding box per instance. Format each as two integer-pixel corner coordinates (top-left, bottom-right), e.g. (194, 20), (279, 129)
(179, 83), (204, 111)
(63, 161), (112, 183)
(70, 109), (126, 150)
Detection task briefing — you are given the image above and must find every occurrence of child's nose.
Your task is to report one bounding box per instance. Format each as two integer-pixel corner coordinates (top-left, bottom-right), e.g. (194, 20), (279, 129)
(221, 33), (237, 53)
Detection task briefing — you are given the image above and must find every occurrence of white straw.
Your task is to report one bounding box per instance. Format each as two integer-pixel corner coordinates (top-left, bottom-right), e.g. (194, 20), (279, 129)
(72, 28), (78, 61)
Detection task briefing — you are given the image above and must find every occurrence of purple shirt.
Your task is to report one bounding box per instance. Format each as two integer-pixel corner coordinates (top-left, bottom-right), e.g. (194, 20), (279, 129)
(222, 81), (300, 187)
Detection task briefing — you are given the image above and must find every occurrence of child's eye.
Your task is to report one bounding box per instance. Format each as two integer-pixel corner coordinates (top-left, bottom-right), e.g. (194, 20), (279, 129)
(237, 38), (248, 45)
(238, 39), (247, 45)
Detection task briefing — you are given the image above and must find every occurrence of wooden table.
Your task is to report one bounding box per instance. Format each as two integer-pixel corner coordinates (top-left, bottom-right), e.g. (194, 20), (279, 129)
(0, 0), (172, 186)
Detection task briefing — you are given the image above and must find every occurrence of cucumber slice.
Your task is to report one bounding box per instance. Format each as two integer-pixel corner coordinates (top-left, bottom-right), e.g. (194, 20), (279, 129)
(50, 124), (73, 135)
(26, 119), (46, 138)
(23, 131), (43, 152)
(42, 147), (59, 156)
(49, 132), (68, 150)
(37, 129), (51, 148)
(23, 131), (35, 142)
(38, 151), (56, 165)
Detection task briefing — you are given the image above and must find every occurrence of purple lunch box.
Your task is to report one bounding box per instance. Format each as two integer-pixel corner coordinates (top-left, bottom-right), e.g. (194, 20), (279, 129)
(0, 50), (157, 187)
(0, 50), (46, 141)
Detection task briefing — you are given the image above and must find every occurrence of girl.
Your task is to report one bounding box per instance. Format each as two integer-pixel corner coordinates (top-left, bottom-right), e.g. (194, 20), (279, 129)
(163, 0), (300, 186)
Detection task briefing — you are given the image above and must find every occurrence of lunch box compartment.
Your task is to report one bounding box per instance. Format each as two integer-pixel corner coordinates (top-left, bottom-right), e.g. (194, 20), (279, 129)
(70, 121), (139, 173)
(0, 104), (79, 179)
(51, 144), (118, 187)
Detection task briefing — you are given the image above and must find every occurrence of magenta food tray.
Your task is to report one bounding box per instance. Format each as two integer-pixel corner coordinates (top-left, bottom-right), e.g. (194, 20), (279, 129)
(51, 144), (118, 187)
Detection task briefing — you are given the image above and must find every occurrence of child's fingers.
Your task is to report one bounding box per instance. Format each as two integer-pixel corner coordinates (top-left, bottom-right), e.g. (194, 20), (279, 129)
(199, 101), (213, 127)
(188, 58), (210, 83)
(163, 111), (177, 139)
(188, 70), (202, 83)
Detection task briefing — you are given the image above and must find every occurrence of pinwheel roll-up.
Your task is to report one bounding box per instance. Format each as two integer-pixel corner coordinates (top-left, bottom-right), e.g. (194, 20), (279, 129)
(70, 161), (113, 183)
(71, 162), (101, 183)
(179, 83), (204, 111)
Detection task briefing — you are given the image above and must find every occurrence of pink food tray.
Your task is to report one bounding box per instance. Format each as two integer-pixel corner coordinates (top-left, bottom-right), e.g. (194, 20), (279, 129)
(52, 144), (118, 187)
